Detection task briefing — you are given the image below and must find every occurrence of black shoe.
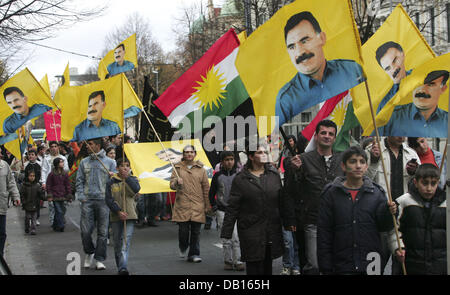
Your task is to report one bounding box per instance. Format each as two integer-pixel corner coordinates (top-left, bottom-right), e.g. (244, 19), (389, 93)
(118, 269), (129, 275)
(30, 231), (36, 235)
(204, 224), (211, 230)
(25, 229), (29, 234)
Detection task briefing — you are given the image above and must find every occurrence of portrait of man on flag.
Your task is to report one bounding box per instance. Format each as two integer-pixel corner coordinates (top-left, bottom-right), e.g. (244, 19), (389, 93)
(2, 86), (52, 134)
(107, 43), (135, 76)
(379, 70), (448, 137)
(71, 90), (121, 142)
(98, 34), (138, 80)
(275, 11), (365, 126)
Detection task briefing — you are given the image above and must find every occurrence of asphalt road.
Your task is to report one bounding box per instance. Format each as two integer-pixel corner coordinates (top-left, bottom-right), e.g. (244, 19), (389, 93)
(4, 202), (282, 275)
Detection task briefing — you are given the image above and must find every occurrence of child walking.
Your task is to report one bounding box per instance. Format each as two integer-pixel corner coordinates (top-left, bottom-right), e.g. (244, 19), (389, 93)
(20, 170), (45, 235)
(46, 158), (72, 232)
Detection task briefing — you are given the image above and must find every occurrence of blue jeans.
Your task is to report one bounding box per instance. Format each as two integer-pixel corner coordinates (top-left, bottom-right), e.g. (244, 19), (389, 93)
(53, 201), (66, 230)
(178, 221), (201, 258)
(0, 215), (6, 257)
(80, 200), (109, 262)
(303, 224), (319, 274)
(111, 220), (134, 272)
(282, 228), (300, 270)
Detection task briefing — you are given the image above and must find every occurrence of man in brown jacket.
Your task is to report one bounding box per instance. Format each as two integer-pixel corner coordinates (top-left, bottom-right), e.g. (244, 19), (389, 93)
(170, 145), (211, 263)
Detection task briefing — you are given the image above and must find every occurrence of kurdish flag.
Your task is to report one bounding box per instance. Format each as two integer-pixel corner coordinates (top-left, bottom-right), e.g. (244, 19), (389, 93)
(302, 91), (359, 152)
(154, 29), (249, 133)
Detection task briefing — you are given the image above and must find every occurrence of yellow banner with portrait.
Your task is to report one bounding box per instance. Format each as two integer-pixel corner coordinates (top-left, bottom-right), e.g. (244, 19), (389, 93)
(236, 0), (364, 135)
(98, 34), (138, 80)
(367, 53), (449, 138)
(353, 4), (436, 135)
(0, 68), (57, 150)
(124, 139), (213, 194)
(59, 74), (128, 142)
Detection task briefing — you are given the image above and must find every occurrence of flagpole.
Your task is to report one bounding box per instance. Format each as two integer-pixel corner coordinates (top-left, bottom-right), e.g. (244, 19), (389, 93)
(439, 139), (447, 176)
(363, 80), (407, 275)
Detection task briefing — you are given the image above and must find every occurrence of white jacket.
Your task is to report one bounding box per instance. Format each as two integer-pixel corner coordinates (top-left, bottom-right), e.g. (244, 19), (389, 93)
(365, 139), (420, 199)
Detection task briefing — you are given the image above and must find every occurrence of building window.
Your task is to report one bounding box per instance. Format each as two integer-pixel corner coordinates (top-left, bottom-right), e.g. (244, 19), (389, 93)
(301, 112), (312, 123)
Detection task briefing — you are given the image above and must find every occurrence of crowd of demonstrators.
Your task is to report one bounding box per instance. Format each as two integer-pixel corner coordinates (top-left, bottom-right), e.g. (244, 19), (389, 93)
(170, 145), (211, 263)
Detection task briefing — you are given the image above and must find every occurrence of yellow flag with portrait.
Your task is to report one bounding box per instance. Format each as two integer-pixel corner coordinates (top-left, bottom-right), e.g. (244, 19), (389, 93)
(353, 4), (436, 135)
(59, 74), (130, 142)
(368, 53), (449, 138)
(98, 34), (137, 80)
(236, 0), (364, 135)
(124, 139), (213, 194)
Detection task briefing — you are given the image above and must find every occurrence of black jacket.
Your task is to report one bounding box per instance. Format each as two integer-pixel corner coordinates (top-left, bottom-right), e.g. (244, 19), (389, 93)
(220, 165), (284, 262)
(20, 181), (45, 212)
(208, 167), (238, 212)
(283, 150), (344, 226)
(317, 176), (394, 274)
(391, 181), (447, 275)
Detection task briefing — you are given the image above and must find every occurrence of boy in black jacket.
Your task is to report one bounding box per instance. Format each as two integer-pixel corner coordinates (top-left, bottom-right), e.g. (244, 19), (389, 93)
(20, 170), (45, 235)
(390, 163), (447, 275)
(317, 146), (397, 274)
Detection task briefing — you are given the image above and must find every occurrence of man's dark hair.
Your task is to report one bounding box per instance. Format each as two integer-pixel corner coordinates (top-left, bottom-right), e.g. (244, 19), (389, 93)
(88, 90), (105, 102)
(27, 149), (37, 156)
(3, 86), (24, 99)
(424, 70), (449, 86)
(342, 146), (368, 165)
(87, 137), (102, 147)
(414, 163), (440, 180)
(116, 44), (125, 51)
(37, 145), (46, 153)
(116, 157), (130, 167)
(315, 119), (337, 135)
(407, 137), (420, 150)
(284, 11), (322, 41)
(49, 141), (58, 147)
(220, 150), (235, 162)
(375, 41), (403, 66)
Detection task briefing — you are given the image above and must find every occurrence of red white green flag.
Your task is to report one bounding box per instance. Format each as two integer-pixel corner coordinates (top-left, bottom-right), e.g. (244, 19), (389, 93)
(302, 90), (360, 152)
(154, 29), (248, 132)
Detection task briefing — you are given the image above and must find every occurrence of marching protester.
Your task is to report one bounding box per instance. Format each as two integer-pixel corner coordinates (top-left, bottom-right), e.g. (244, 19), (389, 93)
(407, 137), (446, 188)
(45, 158), (72, 232)
(170, 145), (211, 263)
(0, 154), (20, 257)
(389, 163), (447, 275)
(24, 149), (43, 223)
(221, 143), (284, 275)
(41, 141), (69, 227)
(366, 136), (420, 275)
(317, 146), (397, 275)
(105, 157), (141, 275)
(20, 170), (45, 235)
(283, 120), (344, 275)
(209, 150), (244, 271)
(76, 138), (116, 270)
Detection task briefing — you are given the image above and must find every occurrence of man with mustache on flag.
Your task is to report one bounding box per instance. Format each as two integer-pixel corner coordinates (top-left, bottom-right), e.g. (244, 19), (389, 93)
(71, 90), (121, 142)
(380, 70), (448, 138)
(3, 86), (52, 134)
(275, 11), (365, 126)
(375, 42), (412, 114)
(107, 44), (135, 77)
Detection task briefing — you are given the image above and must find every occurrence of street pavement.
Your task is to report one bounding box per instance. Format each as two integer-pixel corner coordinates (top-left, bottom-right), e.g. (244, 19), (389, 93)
(3, 202), (282, 275)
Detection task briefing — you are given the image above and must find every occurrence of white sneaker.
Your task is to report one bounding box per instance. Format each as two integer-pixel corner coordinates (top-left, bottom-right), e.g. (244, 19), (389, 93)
(95, 261), (106, 270)
(188, 256), (202, 263)
(179, 249), (188, 259)
(36, 220), (40, 226)
(291, 269), (301, 275)
(84, 254), (94, 268)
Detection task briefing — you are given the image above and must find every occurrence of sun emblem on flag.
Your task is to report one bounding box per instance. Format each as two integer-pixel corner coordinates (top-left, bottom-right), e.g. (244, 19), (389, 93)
(192, 65), (227, 111)
(329, 100), (347, 134)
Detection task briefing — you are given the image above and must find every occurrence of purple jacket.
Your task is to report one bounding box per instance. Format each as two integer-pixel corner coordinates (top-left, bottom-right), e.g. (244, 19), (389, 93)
(46, 170), (72, 201)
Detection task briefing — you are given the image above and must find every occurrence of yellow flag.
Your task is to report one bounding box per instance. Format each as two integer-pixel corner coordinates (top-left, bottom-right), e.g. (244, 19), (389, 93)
(237, 31), (247, 44)
(236, 0), (364, 135)
(39, 74), (51, 98)
(353, 4), (435, 135)
(4, 132), (22, 160)
(124, 139), (213, 194)
(123, 74), (143, 118)
(59, 74), (135, 142)
(98, 34), (138, 79)
(369, 53), (449, 138)
(0, 68), (57, 141)
(62, 62), (70, 86)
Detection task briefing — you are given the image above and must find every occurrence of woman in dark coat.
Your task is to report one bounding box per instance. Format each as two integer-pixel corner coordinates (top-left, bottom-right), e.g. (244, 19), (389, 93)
(220, 144), (284, 275)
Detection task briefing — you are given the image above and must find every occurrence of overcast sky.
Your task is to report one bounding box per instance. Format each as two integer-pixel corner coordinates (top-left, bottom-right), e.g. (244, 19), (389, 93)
(14, 0), (226, 86)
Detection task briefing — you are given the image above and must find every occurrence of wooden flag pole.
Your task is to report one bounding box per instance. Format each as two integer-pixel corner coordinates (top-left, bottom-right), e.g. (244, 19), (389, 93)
(363, 80), (407, 275)
(121, 132), (127, 250)
(439, 139), (447, 176)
